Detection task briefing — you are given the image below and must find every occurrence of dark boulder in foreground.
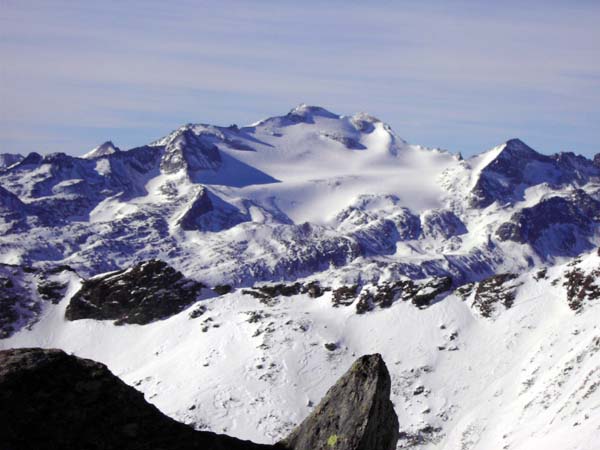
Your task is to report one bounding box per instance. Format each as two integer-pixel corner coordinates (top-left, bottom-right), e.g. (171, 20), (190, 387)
(0, 347), (271, 450)
(0, 348), (399, 450)
(65, 259), (205, 325)
(280, 353), (399, 450)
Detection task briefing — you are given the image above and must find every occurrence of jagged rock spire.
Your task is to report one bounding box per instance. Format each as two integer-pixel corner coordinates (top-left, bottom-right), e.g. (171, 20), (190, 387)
(280, 353), (399, 450)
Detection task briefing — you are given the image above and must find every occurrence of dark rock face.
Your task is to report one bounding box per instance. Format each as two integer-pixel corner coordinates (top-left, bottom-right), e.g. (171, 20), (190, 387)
(496, 190), (600, 257)
(66, 260), (205, 325)
(279, 353), (399, 450)
(393, 208), (422, 240)
(0, 348), (272, 450)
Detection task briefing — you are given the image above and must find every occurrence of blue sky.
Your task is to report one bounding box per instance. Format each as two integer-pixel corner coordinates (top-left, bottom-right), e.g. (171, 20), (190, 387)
(1, 0), (599, 157)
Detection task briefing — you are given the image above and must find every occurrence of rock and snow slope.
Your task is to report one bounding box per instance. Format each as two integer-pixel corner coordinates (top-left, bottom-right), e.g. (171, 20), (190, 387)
(1, 105), (600, 449)
(1, 249), (600, 449)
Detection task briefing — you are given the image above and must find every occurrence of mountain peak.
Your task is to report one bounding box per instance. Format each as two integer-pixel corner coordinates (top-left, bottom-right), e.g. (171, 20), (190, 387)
(83, 141), (121, 159)
(500, 138), (539, 157)
(285, 103), (340, 123)
(287, 104), (339, 120)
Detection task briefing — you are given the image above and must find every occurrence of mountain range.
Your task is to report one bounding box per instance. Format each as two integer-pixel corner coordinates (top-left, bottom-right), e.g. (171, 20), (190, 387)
(1, 105), (599, 449)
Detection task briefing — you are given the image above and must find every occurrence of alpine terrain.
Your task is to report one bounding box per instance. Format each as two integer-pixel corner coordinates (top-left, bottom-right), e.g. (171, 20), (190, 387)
(1, 105), (600, 449)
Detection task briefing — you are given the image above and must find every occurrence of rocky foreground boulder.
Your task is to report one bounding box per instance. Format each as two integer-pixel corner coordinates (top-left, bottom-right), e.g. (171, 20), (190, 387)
(280, 353), (399, 450)
(0, 347), (271, 450)
(0, 349), (399, 450)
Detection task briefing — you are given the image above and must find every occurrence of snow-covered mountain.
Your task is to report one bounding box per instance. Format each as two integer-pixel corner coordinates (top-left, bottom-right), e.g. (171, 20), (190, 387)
(1, 105), (600, 449)
(1, 104), (599, 283)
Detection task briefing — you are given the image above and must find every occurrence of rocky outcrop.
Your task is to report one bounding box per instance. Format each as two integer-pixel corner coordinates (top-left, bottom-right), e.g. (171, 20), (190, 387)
(356, 277), (452, 313)
(0, 347), (272, 450)
(242, 281), (327, 305)
(456, 273), (521, 318)
(65, 260), (205, 325)
(563, 256), (600, 311)
(279, 353), (399, 450)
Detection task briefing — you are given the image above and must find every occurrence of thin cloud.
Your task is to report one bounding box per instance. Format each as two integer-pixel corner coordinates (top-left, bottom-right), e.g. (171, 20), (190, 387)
(1, 0), (599, 156)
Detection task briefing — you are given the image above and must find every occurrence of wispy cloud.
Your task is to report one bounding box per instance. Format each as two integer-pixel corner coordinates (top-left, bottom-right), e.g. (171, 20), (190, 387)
(1, 0), (599, 156)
